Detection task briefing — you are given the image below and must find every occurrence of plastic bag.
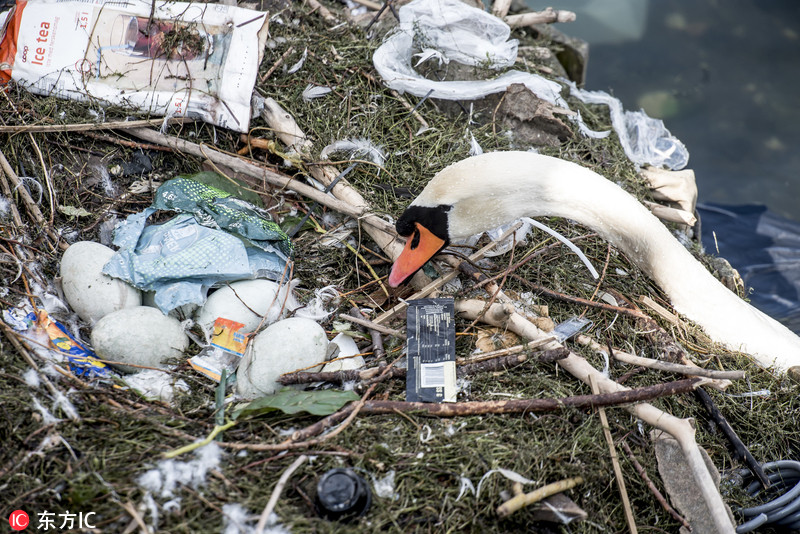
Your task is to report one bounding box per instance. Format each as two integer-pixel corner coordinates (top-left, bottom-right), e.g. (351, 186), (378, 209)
(568, 84), (689, 170)
(103, 178), (291, 313)
(372, 0), (566, 105)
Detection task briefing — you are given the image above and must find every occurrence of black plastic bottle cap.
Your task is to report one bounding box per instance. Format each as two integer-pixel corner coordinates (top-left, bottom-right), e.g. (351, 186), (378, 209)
(315, 468), (372, 521)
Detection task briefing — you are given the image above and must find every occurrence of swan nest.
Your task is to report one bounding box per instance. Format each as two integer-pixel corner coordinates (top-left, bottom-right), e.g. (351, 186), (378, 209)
(1, 1), (798, 533)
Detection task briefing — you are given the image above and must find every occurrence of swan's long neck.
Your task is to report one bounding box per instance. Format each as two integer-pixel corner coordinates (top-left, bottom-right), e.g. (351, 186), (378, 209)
(413, 152), (800, 373)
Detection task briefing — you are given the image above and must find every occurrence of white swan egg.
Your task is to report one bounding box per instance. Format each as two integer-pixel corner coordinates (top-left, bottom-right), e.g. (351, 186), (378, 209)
(195, 279), (290, 334)
(91, 306), (189, 373)
(236, 317), (328, 399)
(60, 241), (141, 324)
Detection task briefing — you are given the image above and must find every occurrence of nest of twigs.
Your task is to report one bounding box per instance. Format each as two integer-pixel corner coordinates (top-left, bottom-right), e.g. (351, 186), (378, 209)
(1, 1), (798, 533)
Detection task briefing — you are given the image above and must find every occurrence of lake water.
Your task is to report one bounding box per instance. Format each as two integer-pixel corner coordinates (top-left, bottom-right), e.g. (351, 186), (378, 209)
(547, 0), (800, 222)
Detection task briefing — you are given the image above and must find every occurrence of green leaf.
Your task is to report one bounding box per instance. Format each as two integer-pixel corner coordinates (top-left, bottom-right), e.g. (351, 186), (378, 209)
(58, 205), (92, 217)
(233, 389), (360, 420)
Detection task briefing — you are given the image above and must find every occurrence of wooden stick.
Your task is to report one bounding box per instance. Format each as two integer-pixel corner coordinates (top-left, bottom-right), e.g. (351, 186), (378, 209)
(458, 348), (568, 375)
(260, 45), (295, 83)
(305, 0), (337, 22)
(610, 347), (746, 380)
(491, 0), (512, 19)
(126, 128), (397, 237)
(341, 378), (701, 416)
(457, 337), (555, 364)
(0, 117), (188, 134)
(576, 335), (733, 391)
(590, 374), (638, 533)
(497, 476), (583, 518)
(350, 307), (386, 360)
(505, 8), (576, 29)
(0, 162), (25, 229)
(350, 0), (382, 10)
(508, 273), (648, 320)
(643, 200), (697, 226)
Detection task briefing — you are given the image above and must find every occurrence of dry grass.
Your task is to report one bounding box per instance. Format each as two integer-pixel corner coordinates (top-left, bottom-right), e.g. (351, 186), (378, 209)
(1, 2), (798, 533)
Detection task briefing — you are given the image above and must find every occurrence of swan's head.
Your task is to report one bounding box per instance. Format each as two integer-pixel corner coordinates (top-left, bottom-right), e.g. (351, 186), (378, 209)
(388, 204), (451, 287)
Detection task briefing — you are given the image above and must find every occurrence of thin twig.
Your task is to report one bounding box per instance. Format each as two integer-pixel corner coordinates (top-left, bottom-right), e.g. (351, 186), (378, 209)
(337, 312), (404, 338)
(255, 455), (308, 534)
(260, 45), (295, 83)
(590, 374), (638, 534)
(694, 388), (770, 488)
(620, 440), (692, 530)
(350, 307), (386, 359)
(505, 8), (576, 28)
(584, 244), (612, 316)
(508, 273), (647, 320)
(457, 337), (555, 364)
(0, 148), (64, 250)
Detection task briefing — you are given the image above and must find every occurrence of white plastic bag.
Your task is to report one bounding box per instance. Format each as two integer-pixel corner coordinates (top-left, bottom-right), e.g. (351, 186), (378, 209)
(372, 0), (606, 140)
(568, 84), (689, 170)
(373, 0), (565, 105)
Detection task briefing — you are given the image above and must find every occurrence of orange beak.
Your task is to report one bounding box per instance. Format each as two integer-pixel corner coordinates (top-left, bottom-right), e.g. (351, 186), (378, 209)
(388, 223), (446, 287)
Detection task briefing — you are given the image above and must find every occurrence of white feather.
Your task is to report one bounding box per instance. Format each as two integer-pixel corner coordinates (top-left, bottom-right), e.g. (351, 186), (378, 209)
(320, 138), (385, 166)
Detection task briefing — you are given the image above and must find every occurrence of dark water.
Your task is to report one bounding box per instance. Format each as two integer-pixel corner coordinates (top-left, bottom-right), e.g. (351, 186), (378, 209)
(549, 0), (800, 222)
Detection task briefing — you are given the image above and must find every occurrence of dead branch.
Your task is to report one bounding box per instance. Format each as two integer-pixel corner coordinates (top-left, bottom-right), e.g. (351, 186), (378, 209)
(457, 338), (555, 364)
(491, 0), (512, 19)
(0, 149), (64, 250)
(505, 8), (576, 29)
(337, 312), (404, 338)
(457, 347), (568, 375)
(497, 476), (584, 518)
(508, 273), (648, 320)
(577, 335), (734, 390)
(126, 127), (398, 239)
(255, 454), (308, 534)
(608, 345), (745, 380)
(0, 117), (188, 134)
(343, 377), (701, 416)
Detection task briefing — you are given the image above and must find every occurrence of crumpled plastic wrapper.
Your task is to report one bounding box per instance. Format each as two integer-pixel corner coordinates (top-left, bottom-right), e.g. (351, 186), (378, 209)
(103, 178), (292, 313)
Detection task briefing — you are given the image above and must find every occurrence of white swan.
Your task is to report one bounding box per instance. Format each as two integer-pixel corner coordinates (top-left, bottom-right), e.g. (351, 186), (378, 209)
(388, 151), (800, 373)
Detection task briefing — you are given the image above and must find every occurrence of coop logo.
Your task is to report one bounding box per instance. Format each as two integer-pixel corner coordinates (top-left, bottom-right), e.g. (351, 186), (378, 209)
(21, 45), (29, 63)
(7, 510), (96, 531)
(9, 510), (29, 531)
